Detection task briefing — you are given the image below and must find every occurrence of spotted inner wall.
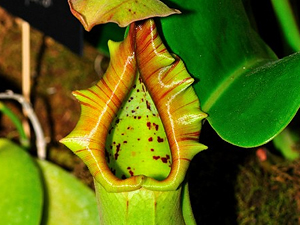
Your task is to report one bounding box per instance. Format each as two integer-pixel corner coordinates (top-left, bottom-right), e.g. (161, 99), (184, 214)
(105, 72), (172, 180)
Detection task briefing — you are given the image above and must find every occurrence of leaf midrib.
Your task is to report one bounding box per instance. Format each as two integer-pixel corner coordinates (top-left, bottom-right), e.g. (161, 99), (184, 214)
(201, 58), (275, 113)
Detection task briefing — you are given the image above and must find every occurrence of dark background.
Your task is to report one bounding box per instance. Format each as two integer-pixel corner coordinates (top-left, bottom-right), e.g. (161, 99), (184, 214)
(0, 0), (83, 55)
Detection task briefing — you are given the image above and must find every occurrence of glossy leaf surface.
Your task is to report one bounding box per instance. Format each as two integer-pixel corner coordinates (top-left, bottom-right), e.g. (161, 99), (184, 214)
(37, 159), (99, 225)
(160, 0), (300, 147)
(0, 139), (43, 225)
(68, 0), (179, 30)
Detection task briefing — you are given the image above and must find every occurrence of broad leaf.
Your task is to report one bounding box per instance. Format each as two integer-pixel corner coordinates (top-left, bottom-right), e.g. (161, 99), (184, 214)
(160, 0), (300, 147)
(37, 159), (99, 225)
(0, 139), (43, 225)
(68, 0), (180, 30)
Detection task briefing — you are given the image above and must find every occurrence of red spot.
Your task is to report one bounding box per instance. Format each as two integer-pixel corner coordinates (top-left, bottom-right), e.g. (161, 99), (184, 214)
(147, 122), (151, 129)
(153, 123), (159, 131)
(138, 116), (141, 119)
(114, 143), (121, 160)
(148, 137), (153, 142)
(123, 141), (127, 144)
(137, 138), (140, 141)
(132, 110), (136, 113)
(166, 154), (170, 159)
(115, 119), (120, 124)
(127, 167), (134, 176)
(146, 100), (151, 110)
(161, 157), (168, 163)
(157, 136), (164, 142)
(153, 156), (160, 160)
(150, 148), (154, 152)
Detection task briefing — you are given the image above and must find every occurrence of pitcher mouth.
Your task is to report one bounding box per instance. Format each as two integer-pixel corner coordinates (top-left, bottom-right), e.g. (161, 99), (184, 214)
(60, 19), (207, 193)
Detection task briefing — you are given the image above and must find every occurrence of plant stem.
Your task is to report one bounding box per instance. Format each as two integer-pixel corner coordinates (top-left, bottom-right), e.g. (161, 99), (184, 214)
(273, 128), (300, 160)
(271, 0), (300, 52)
(0, 91), (46, 159)
(0, 101), (29, 148)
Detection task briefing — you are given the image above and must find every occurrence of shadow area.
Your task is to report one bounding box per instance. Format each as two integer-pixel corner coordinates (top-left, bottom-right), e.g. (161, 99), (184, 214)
(30, 35), (56, 151)
(187, 122), (252, 225)
(0, 35), (56, 156)
(0, 73), (21, 93)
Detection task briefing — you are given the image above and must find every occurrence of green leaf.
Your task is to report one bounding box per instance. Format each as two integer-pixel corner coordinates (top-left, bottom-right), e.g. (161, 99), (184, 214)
(68, 0), (180, 30)
(0, 139), (43, 225)
(160, 0), (300, 147)
(206, 52), (300, 147)
(96, 23), (126, 55)
(37, 159), (99, 225)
